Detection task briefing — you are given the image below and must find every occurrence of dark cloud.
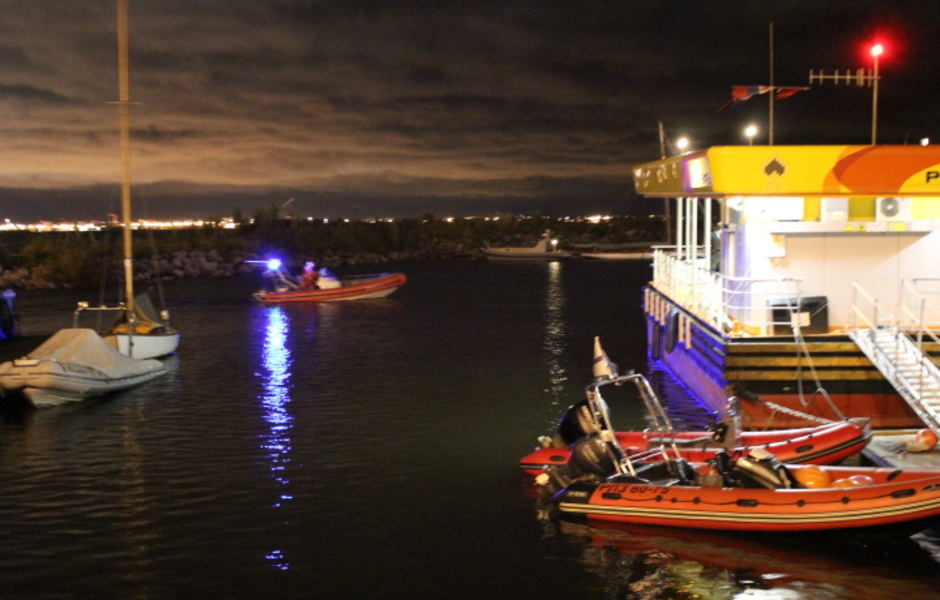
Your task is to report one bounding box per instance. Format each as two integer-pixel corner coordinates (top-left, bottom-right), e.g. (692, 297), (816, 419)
(0, 83), (74, 104)
(0, 0), (937, 221)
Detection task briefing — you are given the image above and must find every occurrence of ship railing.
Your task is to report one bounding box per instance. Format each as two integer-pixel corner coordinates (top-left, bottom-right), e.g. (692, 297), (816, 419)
(652, 246), (727, 330)
(847, 281), (905, 390)
(899, 278), (940, 351)
(847, 280), (891, 343)
(849, 280), (940, 433)
(898, 279), (940, 403)
(73, 300), (127, 328)
(652, 247), (804, 336)
(721, 276), (804, 337)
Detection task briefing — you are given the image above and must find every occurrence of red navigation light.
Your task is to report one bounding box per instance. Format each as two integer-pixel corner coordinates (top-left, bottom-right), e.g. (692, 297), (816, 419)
(871, 43), (884, 58)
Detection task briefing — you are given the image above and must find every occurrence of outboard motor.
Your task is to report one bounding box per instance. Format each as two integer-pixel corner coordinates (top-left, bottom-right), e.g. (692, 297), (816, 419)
(553, 399), (610, 447)
(538, 434), (619, 495)
(727, 448), (795, 489)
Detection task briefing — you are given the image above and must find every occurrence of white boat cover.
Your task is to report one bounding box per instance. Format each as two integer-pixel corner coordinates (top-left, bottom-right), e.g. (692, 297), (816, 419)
(4, 328), (162, 380)
(27, 328), (162, 373)
(0, 329), (166, 406)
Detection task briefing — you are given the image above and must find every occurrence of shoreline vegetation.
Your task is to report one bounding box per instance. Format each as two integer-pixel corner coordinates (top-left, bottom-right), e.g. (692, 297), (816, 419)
(0, 214), (665, 290)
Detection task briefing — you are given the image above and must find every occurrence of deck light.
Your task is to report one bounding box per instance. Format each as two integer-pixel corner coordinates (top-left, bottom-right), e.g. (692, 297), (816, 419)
(745, 124), (758, 145)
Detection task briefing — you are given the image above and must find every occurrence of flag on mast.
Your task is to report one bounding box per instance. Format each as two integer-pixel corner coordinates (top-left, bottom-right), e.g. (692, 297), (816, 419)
(732, 85), (772, 103)
(774, 86), (808, 99)
(592, 337), (618, 380)
(722, 85), (809, 111)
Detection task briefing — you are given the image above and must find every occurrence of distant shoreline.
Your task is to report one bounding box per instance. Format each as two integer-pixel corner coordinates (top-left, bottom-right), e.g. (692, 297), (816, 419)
(0, 215), (665, 290)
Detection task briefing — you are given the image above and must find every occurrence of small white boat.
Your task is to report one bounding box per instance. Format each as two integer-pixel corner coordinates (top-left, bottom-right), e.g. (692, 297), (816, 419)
(573, 243), (655, 260)
(580, 251), (654, 260)
(482, 230), (573, 259)
(0, 328), (166, 407)
(77, 292), (180, 360)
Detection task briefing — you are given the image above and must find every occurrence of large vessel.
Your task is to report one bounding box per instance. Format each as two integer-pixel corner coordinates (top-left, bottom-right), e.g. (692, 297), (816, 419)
(636, 145), (940, 432)
(482, 230), (574, 259)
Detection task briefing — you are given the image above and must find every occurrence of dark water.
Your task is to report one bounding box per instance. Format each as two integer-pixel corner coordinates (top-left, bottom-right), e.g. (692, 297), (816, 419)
(2, 260), (940, 599)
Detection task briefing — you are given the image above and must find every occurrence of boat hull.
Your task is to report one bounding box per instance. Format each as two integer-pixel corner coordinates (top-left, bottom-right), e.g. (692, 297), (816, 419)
(256, 273), (406, 303)
(0, 357), (165, 407)
(580, 252), (653, 260)
(482, 249), (573, 259)
(520, 420), (872, 475)
(644, 285), (924, 429)
(552, 465), (940, 532)
(105, 330), (180, 360)
(0, 329), (167, 407)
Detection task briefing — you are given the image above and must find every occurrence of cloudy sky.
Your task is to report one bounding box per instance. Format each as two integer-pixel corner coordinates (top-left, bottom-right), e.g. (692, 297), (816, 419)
(1, 0), (938, 221)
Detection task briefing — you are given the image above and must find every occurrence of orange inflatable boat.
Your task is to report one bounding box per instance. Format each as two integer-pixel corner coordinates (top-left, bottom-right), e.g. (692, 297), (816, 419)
(520, 418), (871, 475)
(545, 453), (940, 532)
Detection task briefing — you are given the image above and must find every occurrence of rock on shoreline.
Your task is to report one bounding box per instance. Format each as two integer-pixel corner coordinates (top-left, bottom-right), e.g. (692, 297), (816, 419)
(0, 245), (481, 290)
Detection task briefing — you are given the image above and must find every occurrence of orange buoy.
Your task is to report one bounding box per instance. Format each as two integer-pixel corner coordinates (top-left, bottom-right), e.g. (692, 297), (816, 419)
(793, 465), (832, 489)
(906, 428), (939, 453)
(832, 474), (875, 488)
(849, 474), (875, 486)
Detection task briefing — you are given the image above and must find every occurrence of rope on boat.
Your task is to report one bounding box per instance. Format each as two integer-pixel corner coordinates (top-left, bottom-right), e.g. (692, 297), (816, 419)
(784, 296), (847, 422)
(755, 397), (834, 425)
(735, 388), (835, 425)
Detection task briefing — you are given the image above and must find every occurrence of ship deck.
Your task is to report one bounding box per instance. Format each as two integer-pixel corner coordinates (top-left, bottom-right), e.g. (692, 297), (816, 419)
(861, 429), (940, 469)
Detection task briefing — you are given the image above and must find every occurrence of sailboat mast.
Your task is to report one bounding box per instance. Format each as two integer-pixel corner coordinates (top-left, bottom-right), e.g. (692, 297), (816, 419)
(116, 0), (135, 316)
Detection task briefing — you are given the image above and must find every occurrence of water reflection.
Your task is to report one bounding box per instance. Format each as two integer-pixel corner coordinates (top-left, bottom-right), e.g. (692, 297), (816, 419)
(258, 306), (294, 571)
(646, 359), (718, 430)
(543, 262), (567, 411)
(542, 517), (940, 599)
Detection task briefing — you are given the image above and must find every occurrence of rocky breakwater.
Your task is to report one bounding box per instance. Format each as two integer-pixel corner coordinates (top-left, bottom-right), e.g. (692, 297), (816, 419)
(0, 243), (481, 290)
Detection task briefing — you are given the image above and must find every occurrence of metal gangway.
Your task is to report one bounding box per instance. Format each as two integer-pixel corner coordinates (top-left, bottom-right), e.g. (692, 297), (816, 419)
(847, 280), (940, 436)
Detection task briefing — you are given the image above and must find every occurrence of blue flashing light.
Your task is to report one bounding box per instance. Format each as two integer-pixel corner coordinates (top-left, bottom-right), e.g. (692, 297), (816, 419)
(266, 258), (282, 271)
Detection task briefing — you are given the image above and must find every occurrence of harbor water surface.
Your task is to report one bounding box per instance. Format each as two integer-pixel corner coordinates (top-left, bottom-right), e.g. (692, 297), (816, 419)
(2, 259), (940, 599)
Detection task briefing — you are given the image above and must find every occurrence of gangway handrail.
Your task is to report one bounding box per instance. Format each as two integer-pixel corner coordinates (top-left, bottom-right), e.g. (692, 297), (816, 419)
(847, 280), (894, 332)
(901, 278), (940, 350)
(847, 280), (940, 437)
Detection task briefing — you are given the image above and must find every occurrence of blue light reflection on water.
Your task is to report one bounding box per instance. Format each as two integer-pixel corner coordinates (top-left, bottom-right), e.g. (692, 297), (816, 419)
(258, 306), (294, 571)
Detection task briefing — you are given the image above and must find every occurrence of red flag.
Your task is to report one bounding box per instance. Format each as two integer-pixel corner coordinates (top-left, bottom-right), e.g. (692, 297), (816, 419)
(775, 87), (808, 100)
(731, 85), (771, 103)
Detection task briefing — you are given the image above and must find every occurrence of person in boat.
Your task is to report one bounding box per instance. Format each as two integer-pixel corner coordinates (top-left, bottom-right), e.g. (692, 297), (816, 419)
(300, 261), (319, 290)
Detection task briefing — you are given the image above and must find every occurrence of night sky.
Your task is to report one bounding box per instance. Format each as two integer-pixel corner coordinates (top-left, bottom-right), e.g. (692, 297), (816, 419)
(1, 0), (938, 221)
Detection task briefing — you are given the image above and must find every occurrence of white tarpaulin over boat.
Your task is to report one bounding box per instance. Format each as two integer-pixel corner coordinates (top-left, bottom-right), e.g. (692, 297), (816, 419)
(0, 328), (166, 406)
(26, 328), (160, 373)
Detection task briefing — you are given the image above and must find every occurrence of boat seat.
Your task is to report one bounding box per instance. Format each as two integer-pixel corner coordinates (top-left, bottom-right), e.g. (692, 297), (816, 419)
(625, 458), (697, 486)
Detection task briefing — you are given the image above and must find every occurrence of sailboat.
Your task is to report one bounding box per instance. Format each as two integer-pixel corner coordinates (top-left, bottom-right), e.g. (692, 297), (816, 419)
(0, 1), (170, 407)
(78, 0), (180, 360)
